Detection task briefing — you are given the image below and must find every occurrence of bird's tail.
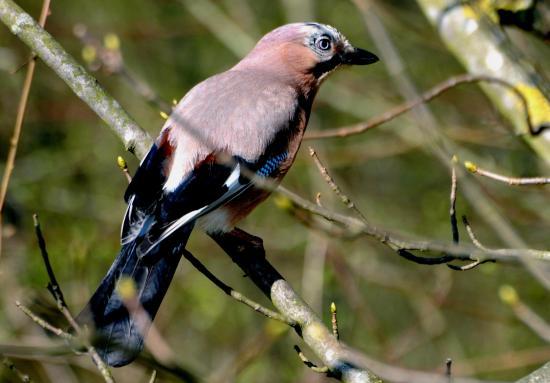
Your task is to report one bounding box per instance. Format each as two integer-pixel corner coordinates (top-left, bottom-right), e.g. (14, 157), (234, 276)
(77, 229), (191, 367)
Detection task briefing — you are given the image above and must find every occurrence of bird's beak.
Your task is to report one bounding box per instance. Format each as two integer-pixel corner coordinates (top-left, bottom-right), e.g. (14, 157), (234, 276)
(340, 46), (379, 65)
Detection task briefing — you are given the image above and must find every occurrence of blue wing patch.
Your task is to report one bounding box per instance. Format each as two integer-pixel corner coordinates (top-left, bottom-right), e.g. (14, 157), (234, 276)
(256, 152), (288, 177)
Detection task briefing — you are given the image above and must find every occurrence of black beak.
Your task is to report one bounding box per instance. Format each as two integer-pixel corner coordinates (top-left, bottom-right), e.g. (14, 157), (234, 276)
(341, 47), (379, 65)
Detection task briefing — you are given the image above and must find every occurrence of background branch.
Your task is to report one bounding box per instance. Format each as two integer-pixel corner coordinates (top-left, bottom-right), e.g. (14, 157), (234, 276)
(305, 74), (535, 140)
(416, 0), (550, 164)
(0, 0), (50, 260)
(0, 0), (153, 158)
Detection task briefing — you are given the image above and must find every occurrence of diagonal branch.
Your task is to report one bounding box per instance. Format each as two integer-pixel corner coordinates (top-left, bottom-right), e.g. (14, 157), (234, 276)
(210, 228), (382, 383)
(0, 0), (152, 157)
(305, 74), (536, 140)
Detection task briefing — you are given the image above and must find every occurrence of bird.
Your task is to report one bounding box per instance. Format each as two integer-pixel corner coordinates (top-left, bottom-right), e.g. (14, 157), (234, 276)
(78, 22), (378, 367)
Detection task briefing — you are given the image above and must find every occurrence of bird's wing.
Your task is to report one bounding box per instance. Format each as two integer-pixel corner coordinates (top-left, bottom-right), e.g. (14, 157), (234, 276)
(120, 129), (173, 245)
(121, 130), (288, 258)
(138, 150), (289, 258)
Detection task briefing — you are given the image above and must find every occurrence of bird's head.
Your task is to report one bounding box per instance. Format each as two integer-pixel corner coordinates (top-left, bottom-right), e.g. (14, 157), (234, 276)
(237, 22), (378, 85)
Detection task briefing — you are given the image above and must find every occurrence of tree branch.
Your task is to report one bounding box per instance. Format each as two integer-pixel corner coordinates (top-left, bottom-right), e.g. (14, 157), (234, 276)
(0, 0), (50, 261)
(305, 74), (536, 140)
(296, 151), (549, 266)
(416, 0), (550, 164)
(210, 228), (382, 383)
(0, 0), (153, 157)
(28, 214), (115, 383)
(464, 161), (550, 186)
(515, 362), (550, 383)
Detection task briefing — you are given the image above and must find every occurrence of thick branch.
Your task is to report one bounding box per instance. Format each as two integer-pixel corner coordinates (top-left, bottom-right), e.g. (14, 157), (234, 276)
(210, 228), (382, 383)
(416, 0), (550, 164)
(515, 362), (550, 383)
(0, 0), (152, 157)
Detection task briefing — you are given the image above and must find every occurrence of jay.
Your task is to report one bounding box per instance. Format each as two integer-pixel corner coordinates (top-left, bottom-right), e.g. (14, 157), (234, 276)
(79, 22), (378, 367)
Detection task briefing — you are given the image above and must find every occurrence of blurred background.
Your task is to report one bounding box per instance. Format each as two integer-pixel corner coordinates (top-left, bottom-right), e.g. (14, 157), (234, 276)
(0, 0), (549, 382)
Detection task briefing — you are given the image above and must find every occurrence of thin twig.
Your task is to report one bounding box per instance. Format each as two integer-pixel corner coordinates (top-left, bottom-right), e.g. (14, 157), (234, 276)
(309, 147), (367, 221)
(446, 216), (495, 271)
(450, 158), (459, 244)
(305, 74), (536, 139)
(499, 285), (550, 343)
(462, 216), (491, 252)
(305, 150), (549, 267)
(397, 249), (455, 265)
(33, 214), (66, 307)
(15, 301), (72, 341)
(293, 345), (331, 375)
(331, 302), (340, 340)
(117, 156), (132, 184)
(16, 301), (112, 382)
(30, 215), (115, 383)
(0, 0), (50, 261)
(303, 150), (550, 266)
(148, 370), (157, 383)
(447, 260), (485, 271)
(2, 357), (33, 382)
(464, 161), (550, 186)
(182, 250), (295, 326)
(513, 303), (550, 343)
(446, 358), (452, 382)
(277, 186), (550, 265)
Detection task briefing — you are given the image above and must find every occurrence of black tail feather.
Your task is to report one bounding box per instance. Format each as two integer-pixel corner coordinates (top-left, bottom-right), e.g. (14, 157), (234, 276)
(78, 228), (191, 367)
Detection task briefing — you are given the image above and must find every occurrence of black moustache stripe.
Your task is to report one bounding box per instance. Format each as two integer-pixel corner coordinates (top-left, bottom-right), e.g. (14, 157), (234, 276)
(312, 54), (342, 78)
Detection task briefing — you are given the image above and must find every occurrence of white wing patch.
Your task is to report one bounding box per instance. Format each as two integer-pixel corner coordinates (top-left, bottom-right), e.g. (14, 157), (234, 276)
(139, 164), (250, 258)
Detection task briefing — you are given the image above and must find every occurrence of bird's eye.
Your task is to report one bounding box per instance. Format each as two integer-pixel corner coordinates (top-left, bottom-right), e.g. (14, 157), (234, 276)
(316, 37), (331, 51)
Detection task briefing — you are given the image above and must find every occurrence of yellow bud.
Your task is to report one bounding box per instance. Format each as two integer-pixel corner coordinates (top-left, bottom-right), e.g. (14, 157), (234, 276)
(172, 99), (178, 106)
(451, 155), (458, 163)
(116, 277), (137, 300)
(81, 45), (97, 63)
(160, 111), (169, 120)
(273, 195), (292, 210)
(330, 302), (337, 313)
(104, 33), (120, 51)
(464, 161), (478, 173)
(499, 285), (519, 306)
(117, 156), (127, 170)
